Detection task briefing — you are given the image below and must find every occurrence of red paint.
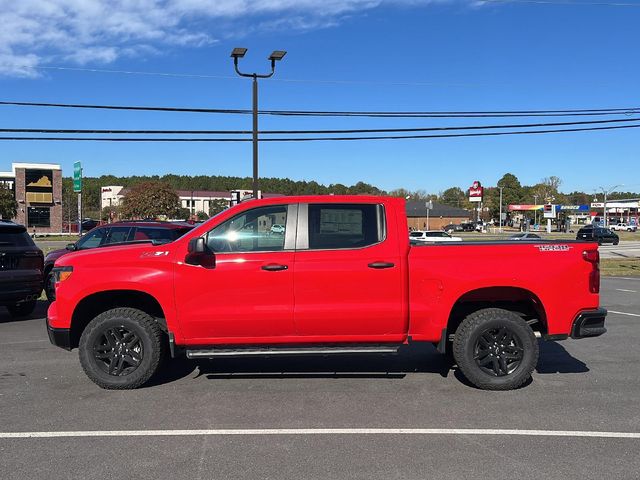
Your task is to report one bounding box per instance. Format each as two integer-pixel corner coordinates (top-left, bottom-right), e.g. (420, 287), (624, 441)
(49, 195), (602, 347)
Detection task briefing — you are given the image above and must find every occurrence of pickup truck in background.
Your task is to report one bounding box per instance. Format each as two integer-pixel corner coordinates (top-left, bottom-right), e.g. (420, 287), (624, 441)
(46, 195), (606, 391)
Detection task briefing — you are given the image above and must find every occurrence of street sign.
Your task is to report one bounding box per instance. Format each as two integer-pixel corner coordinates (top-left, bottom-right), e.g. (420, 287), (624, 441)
(73, 161), (82, 193)
(426, 200), (433, 210)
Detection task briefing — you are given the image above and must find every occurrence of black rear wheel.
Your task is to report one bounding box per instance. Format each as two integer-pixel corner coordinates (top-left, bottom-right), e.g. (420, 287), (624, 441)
(453, 308), (538, 390)
(79, 308), (166, 389)
(7, 299), (37, 318)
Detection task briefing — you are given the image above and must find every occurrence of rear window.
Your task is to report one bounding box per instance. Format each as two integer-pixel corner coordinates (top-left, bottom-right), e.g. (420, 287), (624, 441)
(409, 232), (423, 238)
(0, 225), (35, 247)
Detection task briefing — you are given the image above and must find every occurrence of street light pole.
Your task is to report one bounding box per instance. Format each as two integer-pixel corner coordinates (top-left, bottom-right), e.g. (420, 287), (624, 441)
(231, 48), (287, 200)
(499, 187), (503, 233)
(599, 184), (623, 227)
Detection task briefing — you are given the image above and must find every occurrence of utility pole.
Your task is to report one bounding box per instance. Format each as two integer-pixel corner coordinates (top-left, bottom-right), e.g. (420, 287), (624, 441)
(534, 194), (538, 227)
(499, 187), (504, 233)
(231, 48), (287, 200)
(599, 184), (623, 227)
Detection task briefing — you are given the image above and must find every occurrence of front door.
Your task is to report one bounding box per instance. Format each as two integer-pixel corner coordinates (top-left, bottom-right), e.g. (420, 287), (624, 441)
(293, 202), (406, 342)
(174, 204), (297, 344)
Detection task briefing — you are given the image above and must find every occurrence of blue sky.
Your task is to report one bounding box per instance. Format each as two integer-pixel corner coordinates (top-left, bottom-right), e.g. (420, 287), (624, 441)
(0, 0), (639, 195)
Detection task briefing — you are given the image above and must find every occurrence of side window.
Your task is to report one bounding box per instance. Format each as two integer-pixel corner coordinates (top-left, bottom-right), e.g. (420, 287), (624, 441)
(307, 204), (384, 250)
(105, 227), (132, 245)
(134, 227), (175, 243)
(76, 228), (108, 249)
(206, 205), (288, 253)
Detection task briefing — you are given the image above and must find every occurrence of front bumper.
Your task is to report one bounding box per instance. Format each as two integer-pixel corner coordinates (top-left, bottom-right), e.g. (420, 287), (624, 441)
(571, 308), (607, 339)
(47, 323), (72, 350)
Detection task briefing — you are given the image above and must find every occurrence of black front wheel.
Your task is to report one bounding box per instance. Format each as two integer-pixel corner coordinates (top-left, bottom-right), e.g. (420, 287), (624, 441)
(45, 271), (56, 302)
(79, 308), (166, 389)
(453, 308), (538, 390)
(7, 299), (37, 318)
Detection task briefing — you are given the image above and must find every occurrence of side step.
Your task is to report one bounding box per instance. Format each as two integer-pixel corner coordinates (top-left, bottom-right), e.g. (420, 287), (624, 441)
(185, 344), (401, 359)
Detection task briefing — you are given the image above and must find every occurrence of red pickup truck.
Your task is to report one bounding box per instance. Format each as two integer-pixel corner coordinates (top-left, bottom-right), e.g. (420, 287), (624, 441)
(47, 195), (606, 391)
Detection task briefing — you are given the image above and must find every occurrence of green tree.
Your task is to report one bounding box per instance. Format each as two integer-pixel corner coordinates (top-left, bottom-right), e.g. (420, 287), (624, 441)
(195, 211), (209, 221)
(439, 187), (466, 207)
(120, 181), (180, 219)
(208, 199), (228, 216)
(0, 186), (17, 219)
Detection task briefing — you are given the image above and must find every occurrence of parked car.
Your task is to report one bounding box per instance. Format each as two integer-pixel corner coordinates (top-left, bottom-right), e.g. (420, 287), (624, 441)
(270, 224), (285, 235)
(81, 218), (99, 232)
(48, 195), (606, 391)
(0, 221), (43, 318)
(442, 224), (464, 234)
(43, 221), (193, 301)
(509, 233), (542, 240)
(576, 226), (619, 245)
(610, 223), (637, 232)
(410, 230), (462, 242)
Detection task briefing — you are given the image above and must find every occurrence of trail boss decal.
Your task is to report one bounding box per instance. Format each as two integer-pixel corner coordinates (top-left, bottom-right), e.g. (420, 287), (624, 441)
(535, 244), (572, 252)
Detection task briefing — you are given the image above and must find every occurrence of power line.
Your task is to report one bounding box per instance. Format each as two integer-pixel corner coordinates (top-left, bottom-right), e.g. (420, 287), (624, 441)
(1, 100), (638, 118)
(2, 117), (639, 135)
(1, 123), (638, 142)
(483, 0), (640, 6)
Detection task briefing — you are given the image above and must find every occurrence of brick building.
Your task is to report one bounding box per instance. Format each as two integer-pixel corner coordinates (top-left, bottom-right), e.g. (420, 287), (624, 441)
(405, 200), (471, 230)
(0, 163), (63, 233)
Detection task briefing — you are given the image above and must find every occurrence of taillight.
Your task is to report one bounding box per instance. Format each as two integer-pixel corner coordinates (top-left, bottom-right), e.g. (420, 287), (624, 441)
(583, 249), (600, 293)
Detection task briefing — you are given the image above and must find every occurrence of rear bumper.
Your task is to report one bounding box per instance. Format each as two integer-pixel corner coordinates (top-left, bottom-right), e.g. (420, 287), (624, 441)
(0, 271), (42, 305)
(571, 308), (607, 339)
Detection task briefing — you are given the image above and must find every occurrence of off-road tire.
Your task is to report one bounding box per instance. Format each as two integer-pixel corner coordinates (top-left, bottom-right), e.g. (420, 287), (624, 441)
(79, 307), (166, 390)
(453, 308), (538, 391)
(7, 299), (37, 318)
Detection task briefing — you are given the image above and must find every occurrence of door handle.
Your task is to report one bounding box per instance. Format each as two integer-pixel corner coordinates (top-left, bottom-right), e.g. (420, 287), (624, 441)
(261, 264), (289, 271)
(368, 262), (395, 269)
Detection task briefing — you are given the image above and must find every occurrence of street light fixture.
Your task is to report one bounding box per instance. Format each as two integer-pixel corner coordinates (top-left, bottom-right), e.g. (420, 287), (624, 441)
(231, 47), (287, 199)
(598, 184), (623, 227)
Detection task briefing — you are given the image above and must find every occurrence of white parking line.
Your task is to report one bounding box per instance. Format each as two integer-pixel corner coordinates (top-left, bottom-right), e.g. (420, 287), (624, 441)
(615, 289), (638, 293)
(1, 428), (640, 439)
(609, 310), (640, 317)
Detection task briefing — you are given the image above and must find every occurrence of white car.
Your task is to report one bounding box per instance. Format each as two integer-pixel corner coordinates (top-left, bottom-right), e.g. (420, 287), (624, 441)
(270, 224), (285, 234)
(610, 223), (637, 232)
(409, 230), (463, 242)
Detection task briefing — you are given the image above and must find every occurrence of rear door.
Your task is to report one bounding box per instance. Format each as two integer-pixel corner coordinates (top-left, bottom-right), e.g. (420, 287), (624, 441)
(293, 202), (406, 341)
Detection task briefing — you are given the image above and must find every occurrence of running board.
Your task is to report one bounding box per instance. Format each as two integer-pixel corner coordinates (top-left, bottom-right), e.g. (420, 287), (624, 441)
(185, 344), (401, 359)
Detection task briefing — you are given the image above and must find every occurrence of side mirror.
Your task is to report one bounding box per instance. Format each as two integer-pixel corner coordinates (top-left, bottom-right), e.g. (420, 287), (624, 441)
(186, 237), (215, 268)
(65, 243), (77, 251)
(188, 237), (206, 254)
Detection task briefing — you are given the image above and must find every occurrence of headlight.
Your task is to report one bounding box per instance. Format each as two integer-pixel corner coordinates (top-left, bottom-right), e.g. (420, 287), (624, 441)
(52, 266), (73, 283)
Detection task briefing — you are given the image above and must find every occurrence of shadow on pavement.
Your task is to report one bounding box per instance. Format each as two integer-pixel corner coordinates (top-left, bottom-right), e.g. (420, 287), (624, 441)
(0, 300), (49, 323)
(535, 340), (589, 374)
(148, 343), (453, 387)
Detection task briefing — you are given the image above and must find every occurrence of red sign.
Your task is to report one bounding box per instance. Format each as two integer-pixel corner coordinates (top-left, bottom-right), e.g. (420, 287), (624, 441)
(469, 180), (483, 202)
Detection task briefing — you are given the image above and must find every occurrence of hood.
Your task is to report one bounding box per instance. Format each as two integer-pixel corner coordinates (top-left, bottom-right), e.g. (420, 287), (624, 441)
(45, 248), (69, 264)
(55, 242), (174, 268)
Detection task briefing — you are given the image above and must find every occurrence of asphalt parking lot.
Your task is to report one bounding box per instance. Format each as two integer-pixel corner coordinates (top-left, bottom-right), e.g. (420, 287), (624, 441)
(1, 277), (639, 479)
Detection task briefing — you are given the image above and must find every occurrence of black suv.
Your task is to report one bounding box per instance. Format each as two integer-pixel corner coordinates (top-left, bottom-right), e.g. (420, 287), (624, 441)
(0, 221), (44, 318)
(576, 225), (619, 245)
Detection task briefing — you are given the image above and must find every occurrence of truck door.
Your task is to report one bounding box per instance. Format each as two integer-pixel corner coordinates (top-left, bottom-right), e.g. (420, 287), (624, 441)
(174, 204), (297, 343)
(293, 202), (406, 341)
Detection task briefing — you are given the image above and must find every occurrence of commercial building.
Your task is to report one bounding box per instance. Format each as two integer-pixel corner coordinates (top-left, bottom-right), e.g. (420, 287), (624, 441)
(405, 200), (471, 230)
(102, 186), (284, 217)
(0, 162), (63, 233)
